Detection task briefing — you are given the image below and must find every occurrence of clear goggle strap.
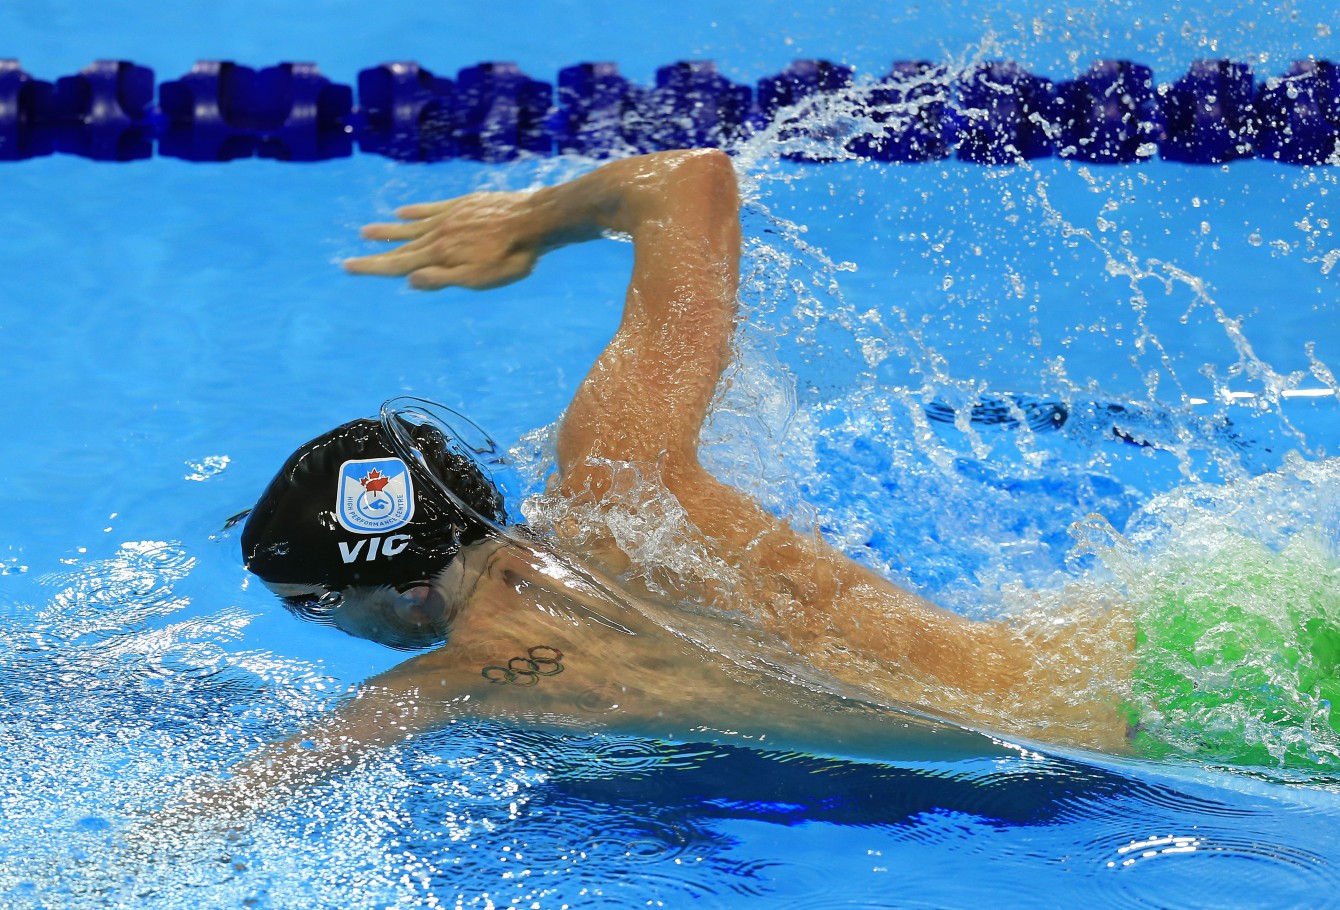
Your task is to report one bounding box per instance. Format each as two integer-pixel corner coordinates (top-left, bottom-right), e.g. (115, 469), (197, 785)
(379, 396), (522, 527)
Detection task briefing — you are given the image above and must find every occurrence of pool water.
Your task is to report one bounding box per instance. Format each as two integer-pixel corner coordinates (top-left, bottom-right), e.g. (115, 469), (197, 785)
(3, 1), (1340, 907)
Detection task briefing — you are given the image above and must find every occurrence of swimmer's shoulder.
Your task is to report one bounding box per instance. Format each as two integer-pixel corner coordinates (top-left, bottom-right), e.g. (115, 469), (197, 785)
(380, 574), (629, 703)
(389, 567), (727, 729)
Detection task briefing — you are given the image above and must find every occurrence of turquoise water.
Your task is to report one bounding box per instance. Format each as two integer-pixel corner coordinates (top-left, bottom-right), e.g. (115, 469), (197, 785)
(3, 1), (1340, 907)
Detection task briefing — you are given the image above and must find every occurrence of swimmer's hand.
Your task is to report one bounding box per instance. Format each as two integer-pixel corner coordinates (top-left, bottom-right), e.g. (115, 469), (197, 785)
(344, 150), (737, 294)
(345, 190), (543, 291)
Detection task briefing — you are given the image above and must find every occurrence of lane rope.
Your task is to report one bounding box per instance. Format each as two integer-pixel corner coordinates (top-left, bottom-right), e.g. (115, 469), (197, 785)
(1, 57), (1335, 165)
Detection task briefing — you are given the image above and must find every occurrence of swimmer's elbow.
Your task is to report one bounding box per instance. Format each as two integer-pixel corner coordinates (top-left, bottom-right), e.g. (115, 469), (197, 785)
(638, 149), (737, 211)
(675, 149), (738, 203)
(681, 147), (734, 177)
(651, 149), (740, 252)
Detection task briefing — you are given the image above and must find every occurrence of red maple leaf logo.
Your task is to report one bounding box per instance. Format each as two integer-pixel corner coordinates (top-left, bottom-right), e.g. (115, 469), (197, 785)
(359, 468), (391, 497)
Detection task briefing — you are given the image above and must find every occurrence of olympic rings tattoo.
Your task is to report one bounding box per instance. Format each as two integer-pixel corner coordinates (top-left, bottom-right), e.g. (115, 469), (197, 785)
(482, 646), (565, 686)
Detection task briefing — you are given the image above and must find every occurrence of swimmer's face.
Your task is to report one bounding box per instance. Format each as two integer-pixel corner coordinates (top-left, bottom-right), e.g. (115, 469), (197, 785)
(264, 579), (453, 651)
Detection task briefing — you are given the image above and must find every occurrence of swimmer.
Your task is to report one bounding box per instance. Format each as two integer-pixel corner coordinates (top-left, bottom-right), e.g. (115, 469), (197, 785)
(228, 150), (1127, 806)
(219, 150), (1336, 814)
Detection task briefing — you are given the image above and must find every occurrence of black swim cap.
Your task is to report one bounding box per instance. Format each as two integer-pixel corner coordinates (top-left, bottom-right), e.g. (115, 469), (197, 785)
(241, 399), (509, 592)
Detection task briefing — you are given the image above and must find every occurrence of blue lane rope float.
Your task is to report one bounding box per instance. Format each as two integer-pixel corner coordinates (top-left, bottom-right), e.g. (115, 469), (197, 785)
(1, 56), (1337, 165)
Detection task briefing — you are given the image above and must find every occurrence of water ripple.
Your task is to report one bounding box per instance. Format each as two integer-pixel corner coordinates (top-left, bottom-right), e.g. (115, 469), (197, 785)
(1074, 825), (1340, 910)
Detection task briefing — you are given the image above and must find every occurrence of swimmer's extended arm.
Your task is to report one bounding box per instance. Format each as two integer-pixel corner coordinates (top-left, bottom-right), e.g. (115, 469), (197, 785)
(169, 639), (997, 827)
(155, 681), (438, 825)
(344, 149), (741, 483)
(163, 663), (940, 827)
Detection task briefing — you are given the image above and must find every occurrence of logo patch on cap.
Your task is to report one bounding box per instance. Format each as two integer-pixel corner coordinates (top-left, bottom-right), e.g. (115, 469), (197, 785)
(336, 458), (415, 533)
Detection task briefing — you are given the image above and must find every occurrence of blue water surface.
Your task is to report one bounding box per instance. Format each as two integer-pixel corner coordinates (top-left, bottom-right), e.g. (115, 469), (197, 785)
(3, 1), (1340, 908)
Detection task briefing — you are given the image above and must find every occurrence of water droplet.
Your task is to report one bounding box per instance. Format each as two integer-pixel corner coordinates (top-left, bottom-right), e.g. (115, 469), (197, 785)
(184, 455), (231, 482)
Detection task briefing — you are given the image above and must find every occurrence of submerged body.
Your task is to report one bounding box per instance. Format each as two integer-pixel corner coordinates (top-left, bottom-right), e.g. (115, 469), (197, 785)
(230, 524), (1132, 813)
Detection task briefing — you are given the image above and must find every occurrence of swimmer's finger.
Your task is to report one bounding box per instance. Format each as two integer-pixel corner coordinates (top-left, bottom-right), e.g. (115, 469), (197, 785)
(396, 199), (459, 220)
(409, 252), (535, 291)
(343, 247), (439, 276)
(360, 220), (432, 242)
(359, 231), (439, 257)
(407, 266), (467, 290)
